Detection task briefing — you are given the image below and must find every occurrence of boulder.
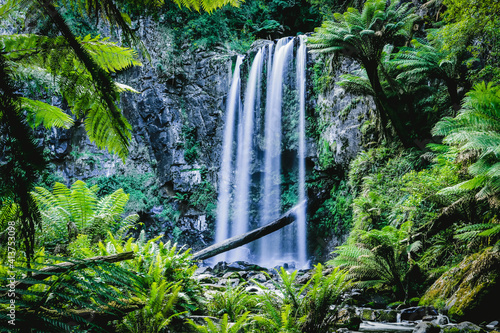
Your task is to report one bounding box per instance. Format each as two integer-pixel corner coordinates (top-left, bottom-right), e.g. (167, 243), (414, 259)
(222, 271), (241, 279)
(441, 321), (482, 333)
(487, 321), (499, 330)
(401, 307), (437, 321)
(195, 273), (216, 283)
(412, 322), (440, 333)
(250, 273), (268, 283)
(212, 261), (268, 276)
(336, 306), (362, 331)
(361, 308), (378, 321)
(377, 309), (398, 323)
(420, 248), (500, 323)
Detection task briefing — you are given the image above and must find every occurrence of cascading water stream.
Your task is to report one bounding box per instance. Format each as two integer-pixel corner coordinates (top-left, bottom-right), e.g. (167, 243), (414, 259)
(259, 37), (295, 267)
(214, 55), (243, 262)
(214, 37), (309, 268)
(296, 35), (308, 268)
(229, 50), (264, 262)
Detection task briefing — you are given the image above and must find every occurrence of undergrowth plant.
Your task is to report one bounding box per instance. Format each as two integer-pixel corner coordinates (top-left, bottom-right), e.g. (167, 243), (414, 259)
(69, 231), (202, 331)
(208, 281), (257, 321)
(117, 280), (184, 333)
(0, 250), (145, 332)
(187, 312), (251, 333)
(300, 265), (350, 332)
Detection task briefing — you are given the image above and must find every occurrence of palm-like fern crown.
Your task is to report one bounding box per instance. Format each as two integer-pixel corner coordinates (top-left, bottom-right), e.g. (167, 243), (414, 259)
(0, 32), (141, 158)
(433, 82), (500, 202)
(390, 38), (458, 86)
(328, 222), (420, 295)
(308, 0), (417, 65)
(1, 0), (240, 159)
(31, 180), (135, 242)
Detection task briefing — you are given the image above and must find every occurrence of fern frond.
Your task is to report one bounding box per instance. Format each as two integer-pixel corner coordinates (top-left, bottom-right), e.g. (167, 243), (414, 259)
(20, 97), (73, 129)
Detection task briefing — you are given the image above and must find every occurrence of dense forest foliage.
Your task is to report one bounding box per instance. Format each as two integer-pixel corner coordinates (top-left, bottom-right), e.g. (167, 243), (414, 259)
(1, 0), (499, 331)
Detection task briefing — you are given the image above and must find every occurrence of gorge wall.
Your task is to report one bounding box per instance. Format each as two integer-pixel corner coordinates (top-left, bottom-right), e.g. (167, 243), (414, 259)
(40, 19), (373, 261)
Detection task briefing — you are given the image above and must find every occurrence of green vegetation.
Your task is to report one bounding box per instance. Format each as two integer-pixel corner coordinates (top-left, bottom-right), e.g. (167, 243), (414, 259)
(1, 0), (500, 329)
(309, 0), (418, 146)
(306, 0), (500, 314)
(0, 251), (146, 332)
(31, 180), (138, 250)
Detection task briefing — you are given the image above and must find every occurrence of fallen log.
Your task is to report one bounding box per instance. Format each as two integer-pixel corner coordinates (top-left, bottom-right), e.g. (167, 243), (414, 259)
(192, 201), (306, 261)
(14, 251), (135, 290)
(16, 297), (145, 330)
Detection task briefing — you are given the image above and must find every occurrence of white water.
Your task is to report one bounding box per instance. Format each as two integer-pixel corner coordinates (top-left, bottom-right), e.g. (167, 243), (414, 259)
(214, 56), (243, 262)
(259, 37), (295, 267)
(296, 35), (308, 268)
(215, 37), (309, 268)
(229, 50), (264, 262)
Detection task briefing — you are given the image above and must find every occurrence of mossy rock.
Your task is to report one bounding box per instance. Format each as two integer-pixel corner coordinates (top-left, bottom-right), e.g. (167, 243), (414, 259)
(420, 248), (500, 323)
(442, 321), (482, 333)
(377, 309), (398, 322)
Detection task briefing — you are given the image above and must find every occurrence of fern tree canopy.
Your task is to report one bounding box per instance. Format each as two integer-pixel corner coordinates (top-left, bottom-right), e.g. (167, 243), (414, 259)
(31, 180), (139, 248)
(0, 0), (237, 263)
(433, 82), (500, 205)
(329, 222), (421, 300)
(308, 0), (418, 147)
(390, 36), (463, 111)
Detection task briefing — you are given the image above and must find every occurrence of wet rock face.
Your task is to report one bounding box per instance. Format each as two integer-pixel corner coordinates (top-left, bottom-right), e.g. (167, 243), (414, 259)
(118, 21), (230, 191)
(316, 58), (375, 168)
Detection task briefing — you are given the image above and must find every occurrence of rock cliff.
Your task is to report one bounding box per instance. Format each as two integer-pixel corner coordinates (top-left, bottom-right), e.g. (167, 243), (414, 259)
(40, 20), (372, 256)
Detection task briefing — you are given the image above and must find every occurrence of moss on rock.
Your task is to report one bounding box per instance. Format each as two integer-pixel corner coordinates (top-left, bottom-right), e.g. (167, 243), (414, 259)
(420, 248), (500, 323)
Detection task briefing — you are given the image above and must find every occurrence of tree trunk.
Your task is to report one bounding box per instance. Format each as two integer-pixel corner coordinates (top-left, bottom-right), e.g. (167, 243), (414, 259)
(446, 78), (461, 113)
(192, 202), (305, 260)
(14, 251), (135, 290)
(365, 62), (414, 148)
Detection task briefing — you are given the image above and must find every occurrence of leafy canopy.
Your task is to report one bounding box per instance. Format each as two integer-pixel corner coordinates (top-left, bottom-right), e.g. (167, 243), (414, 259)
(433, 82), (500, 205)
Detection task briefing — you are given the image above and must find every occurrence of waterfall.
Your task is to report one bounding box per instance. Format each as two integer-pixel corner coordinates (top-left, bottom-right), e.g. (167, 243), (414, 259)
(229, 50), (264, 262)
(214, 37), (309, 268)
(296, 35), (308, 268)
(214, 55), (243, 262)
(259, 37), (295, 267)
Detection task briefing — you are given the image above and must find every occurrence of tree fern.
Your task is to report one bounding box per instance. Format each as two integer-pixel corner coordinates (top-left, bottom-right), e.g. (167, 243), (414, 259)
(308, 0), (418, 146)
(390, 36), (462, 109)
(328, 223), (419, 300)
(1, 32), (141, 159)
(433, 81), (500, 204)
(455, 217), (500, 248)
(0, 257), (145, 332)
(31, 180), (136, 247)
(20, 97), (74, 129)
